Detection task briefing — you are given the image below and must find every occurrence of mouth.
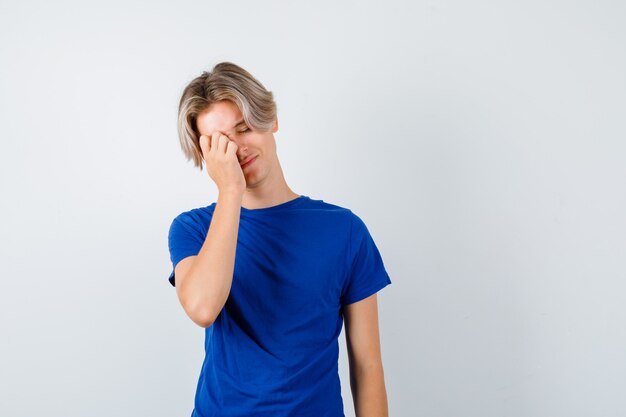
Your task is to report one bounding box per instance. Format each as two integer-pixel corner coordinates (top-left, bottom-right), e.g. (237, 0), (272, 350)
(240, 155), (257, 168)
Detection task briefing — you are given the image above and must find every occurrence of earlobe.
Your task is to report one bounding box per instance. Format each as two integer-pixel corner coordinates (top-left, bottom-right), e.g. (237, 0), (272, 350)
(272, 117), (279, 133)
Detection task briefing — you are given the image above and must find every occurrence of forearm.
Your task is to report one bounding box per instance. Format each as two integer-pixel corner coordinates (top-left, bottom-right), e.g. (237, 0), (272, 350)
(180, 191), (242, 324)
(350, 363), (389, 417)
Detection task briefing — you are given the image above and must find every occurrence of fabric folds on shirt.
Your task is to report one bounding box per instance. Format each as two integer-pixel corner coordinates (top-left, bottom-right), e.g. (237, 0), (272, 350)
(167, 195), (392, 417)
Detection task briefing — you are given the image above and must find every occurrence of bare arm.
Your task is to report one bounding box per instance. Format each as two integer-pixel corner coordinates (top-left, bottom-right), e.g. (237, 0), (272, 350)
(174, 131), (246, 328)
(344, 293), (389, 417)
(175, 191), (243, 327)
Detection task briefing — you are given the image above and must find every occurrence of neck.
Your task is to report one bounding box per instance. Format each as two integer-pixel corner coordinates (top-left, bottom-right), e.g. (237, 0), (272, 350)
(241, 160), (299, 210)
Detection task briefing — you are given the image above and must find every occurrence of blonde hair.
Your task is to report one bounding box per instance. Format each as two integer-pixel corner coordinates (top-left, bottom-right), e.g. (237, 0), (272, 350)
(177, 62), (278, 170)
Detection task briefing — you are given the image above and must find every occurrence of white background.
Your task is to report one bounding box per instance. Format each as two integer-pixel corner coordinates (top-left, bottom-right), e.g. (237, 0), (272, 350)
(1, 1), (625, 416)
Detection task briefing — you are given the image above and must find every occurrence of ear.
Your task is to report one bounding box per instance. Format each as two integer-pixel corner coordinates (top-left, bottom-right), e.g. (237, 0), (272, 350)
(271, 117), (279, 133)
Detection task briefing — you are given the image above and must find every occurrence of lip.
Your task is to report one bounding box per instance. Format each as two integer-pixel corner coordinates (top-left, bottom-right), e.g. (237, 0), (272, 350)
(240, 155), (257, 168)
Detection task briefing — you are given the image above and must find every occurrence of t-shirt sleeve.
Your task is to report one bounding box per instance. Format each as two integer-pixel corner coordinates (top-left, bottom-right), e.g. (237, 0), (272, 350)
(167, 213), (206, 287)
(340, 211), (392, 306)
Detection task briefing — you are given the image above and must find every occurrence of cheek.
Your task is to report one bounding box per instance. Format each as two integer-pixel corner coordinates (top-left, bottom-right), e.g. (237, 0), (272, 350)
(250, 135), (267, 148)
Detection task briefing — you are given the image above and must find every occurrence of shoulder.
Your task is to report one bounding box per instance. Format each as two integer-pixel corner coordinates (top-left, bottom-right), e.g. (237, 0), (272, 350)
(304, 198), (375, 244)
(305, 196), (359, 218)
(169, 203), (216, 230)
(303, 197), (364, 229)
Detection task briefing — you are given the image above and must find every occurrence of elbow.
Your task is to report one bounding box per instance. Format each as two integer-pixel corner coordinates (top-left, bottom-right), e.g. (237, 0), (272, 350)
(177, 288), (216, 328)
(196, 315), (215, 329)
(188, 305), (216, 329)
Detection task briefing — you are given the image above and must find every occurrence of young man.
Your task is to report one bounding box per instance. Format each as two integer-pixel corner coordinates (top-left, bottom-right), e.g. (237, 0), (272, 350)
(168, 62), (392, 417)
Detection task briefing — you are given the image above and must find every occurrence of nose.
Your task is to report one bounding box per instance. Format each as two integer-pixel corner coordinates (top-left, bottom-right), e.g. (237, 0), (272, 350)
(235, 142), (249, 161)
(236, 143), (248, 153)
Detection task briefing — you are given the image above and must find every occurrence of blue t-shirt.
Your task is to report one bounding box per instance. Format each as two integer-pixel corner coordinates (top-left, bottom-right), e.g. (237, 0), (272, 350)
(167, 195), (392, 417)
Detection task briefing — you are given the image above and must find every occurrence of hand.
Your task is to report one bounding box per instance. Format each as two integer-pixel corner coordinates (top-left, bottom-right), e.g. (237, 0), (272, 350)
(199, 132), (246, 195)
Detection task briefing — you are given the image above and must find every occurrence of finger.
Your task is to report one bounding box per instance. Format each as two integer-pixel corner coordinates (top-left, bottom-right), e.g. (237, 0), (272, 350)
(211, 132), (223, 155)
(217, 133), (230, 155)
(199, 135), (209, 159)
(226, 139), (238, 157)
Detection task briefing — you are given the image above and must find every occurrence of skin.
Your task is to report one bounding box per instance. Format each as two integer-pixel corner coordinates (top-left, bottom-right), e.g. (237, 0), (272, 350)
(179, 100), (389, 416)
(344, 293), (390, 417)
(197, 99), (299, 208)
